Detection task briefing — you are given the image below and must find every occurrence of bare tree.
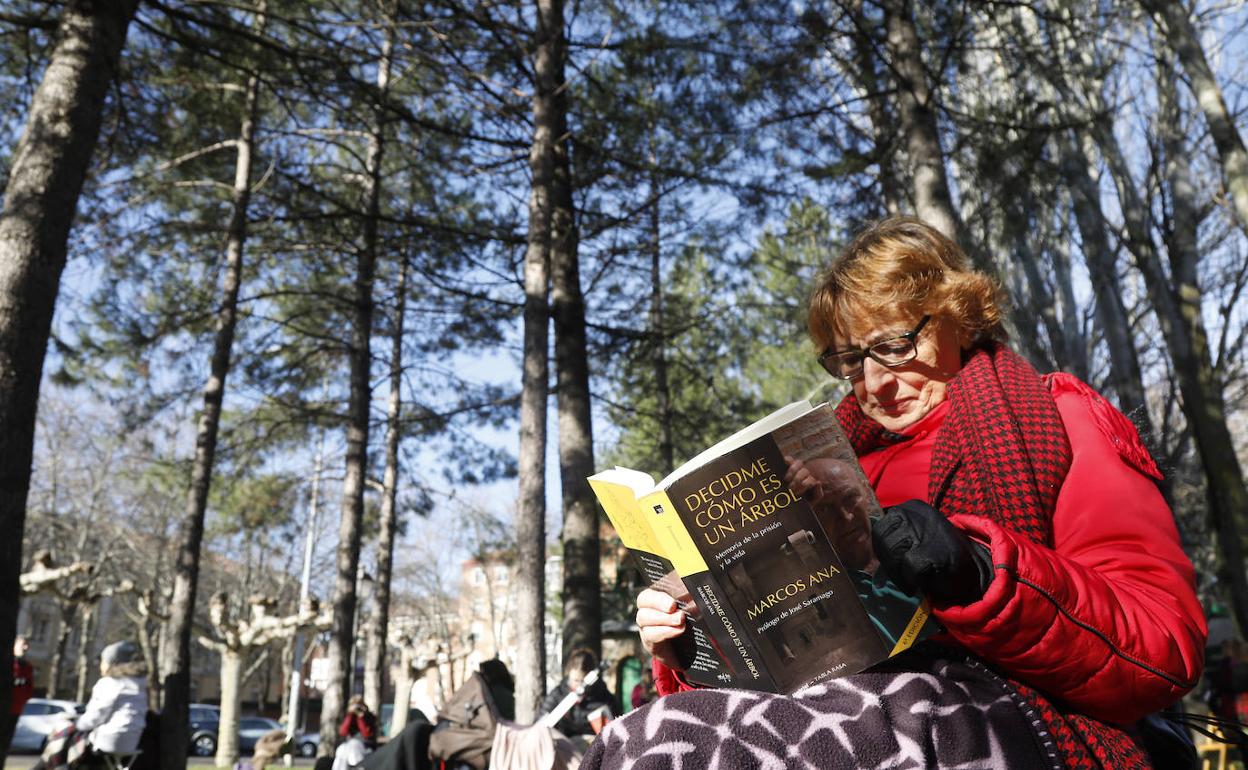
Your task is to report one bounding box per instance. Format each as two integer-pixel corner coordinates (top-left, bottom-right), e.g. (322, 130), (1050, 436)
(1054, 128), (1153, 422)
(1041, 5), (1248, 635)
(547, 0), (600, 663)
(877, 0), (1036, 360)
(159, 7), (267, 766)
(319, 4), (395, 755)
(385, 625), (438, 737)
(1140, 0), (1248, 238)
(513, 0), (562, 723)
(19, 552), (93, 594)
(363, 256), (407, 714)
(0, 2), (138, 759)
(878, 0), (964, 246)
(199, 593), (328, 767)
(847, 0), (904, 216)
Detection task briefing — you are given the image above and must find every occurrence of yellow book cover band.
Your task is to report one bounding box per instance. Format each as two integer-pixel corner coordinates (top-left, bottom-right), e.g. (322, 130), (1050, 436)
(640, 490), (709, 576)
(587, 478), (664, 556)
(889, 598), (932, 656)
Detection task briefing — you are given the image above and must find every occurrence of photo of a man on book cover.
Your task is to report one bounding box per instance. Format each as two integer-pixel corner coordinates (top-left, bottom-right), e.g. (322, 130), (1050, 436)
(770, 409), (927, 649)
(782, 456), (921, 646)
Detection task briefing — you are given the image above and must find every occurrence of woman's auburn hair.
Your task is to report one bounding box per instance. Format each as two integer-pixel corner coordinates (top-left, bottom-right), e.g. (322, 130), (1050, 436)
(808, 216), (1006, 352)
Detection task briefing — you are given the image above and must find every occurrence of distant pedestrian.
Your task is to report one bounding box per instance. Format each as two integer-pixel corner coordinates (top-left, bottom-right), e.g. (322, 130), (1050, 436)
(539, 649), (613, 738)
(629, 667), (653, 711)
(35, 640), (147, 770)
(333, 695), (377, 770)
(1211, 639), (1248, 724)
(12, 635), (34, 708)
(1, 635), (35, 753)
(338, 694), (378, 746)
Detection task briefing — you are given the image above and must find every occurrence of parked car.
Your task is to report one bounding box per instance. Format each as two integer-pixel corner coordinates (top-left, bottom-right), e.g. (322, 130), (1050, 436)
(9, 698), (83, 753)
(189, 703), (221, 757)
(188, 705), (316, 758)
(239, 716), (282, 752)
(240, 716), (317, 756)
(293, 726), (319, 758)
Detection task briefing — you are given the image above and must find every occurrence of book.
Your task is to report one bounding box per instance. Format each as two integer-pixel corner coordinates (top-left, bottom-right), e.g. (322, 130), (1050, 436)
(589, 400), (937, 694)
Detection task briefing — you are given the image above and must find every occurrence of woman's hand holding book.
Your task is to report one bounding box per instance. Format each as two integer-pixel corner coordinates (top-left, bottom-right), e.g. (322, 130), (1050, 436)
(636, 588), (688, 670)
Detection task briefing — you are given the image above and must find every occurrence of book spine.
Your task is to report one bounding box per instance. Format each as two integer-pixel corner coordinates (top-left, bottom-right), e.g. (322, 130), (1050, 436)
(589, 479), (741, 689)
(641, 490), (779, 692)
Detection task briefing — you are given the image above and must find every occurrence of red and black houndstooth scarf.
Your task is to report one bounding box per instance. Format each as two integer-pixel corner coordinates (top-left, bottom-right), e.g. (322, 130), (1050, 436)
(836, 343), (1152, 770)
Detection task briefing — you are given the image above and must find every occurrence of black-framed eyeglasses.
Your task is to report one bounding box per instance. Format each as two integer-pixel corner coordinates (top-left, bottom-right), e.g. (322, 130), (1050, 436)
(818, 315), (931, 381)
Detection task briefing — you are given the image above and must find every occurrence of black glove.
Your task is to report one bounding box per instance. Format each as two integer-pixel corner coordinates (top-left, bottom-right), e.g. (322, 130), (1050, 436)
(871, 499), (994, 608)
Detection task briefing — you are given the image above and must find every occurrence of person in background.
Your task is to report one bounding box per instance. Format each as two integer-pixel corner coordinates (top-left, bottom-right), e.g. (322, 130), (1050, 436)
(338, 694), (379, 748)
(1211, 639), (1248, 725)
(75, 641), (147, 754)
(478, 658), (515, 721)
(332, 694), (377, 770)
(629, 667), (654, 711)
(13, 635), (34, 706)
(614, 216), (1207, 769)
(36, 640), (148, 769)
(1, 635), (34, 754)
(539, 648), (613, 738)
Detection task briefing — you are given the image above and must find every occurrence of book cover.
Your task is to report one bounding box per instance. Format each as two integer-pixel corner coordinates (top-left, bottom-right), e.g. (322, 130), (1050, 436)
(590, 401), (936, 694)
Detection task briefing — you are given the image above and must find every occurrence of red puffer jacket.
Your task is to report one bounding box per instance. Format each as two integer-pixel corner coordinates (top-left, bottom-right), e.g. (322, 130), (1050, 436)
(654, 375), (1206, 726)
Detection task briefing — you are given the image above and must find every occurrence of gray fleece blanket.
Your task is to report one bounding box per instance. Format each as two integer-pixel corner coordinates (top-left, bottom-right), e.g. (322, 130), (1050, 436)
(581, 648), (1062, 769)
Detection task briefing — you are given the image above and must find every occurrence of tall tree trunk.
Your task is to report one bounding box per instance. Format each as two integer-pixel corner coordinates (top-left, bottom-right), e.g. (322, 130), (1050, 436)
(46, 605), (74, 698)
(514, 0), (559, 723)
(74, 603), (96, 703)
(649, 164), (674, 477)
(160, 10), (264, 764)
(1141, 0), (1248, 236)
(849, 0), (903, 216)
(1053, 128), (1152, 424)
(135, 616), (158, 711)
(1156, 45), (1203, 324)
(363, 256), (406, 715)
(285, 432), (325, 738)
(1050, 220), (1087, 379)
(389, 645), (415, 737)
(215, 648), (242, 768)
(1088, 112), (1248, 637)
(878, 0), (1035, 359)
(880, 0), (962, 246)
(279, 634), (294, 719)
(0, 3), (137, 760)
(258, 655), (271, 718)
(318, 10), (392, 756)
(548, 0), (599, 664)
(997, 197), (1062, 375)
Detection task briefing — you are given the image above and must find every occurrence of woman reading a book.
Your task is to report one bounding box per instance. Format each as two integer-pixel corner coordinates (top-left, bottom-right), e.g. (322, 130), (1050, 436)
(594, 216), (1206, 769)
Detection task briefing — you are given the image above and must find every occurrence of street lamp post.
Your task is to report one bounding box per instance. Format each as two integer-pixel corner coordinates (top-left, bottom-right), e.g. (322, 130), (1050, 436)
(284, 434), (325, 766)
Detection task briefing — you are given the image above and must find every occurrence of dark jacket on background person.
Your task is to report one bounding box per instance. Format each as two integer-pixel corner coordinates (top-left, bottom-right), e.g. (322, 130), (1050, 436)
(478, 658), (515, 722)
(539, 677), (613, 737)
